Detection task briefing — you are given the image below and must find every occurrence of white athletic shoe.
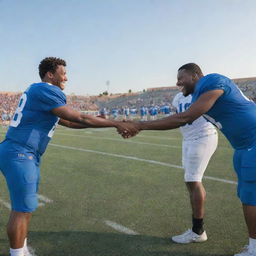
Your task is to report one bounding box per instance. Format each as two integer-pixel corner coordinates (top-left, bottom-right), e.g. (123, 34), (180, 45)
(171, 229), (207, 244)
(24, 246), (35, 256)
(234, 245), (256, 256)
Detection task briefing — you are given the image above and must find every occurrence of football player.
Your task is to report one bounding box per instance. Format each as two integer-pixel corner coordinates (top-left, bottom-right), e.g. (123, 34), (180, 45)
(125, 63), (256, 256)
(171, 90), (218, 243)
(0, 57), (138, 256)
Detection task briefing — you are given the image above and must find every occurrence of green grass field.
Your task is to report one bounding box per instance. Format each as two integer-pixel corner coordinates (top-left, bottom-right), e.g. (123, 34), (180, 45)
(0, 126), (247, 256)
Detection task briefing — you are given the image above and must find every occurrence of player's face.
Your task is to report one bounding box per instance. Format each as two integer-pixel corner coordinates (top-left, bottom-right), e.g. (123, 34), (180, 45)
(50, 65), (68, 90)
(176, 69), (197, 96)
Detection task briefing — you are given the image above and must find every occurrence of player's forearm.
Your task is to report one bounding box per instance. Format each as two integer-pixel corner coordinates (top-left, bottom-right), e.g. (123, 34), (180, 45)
(138, 113), (192, 130)
(59, 119), (90, 129)
(78, 114), (117, 128)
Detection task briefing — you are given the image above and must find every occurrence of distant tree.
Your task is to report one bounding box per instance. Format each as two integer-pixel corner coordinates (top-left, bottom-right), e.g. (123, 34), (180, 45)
(102, 91), (108, 96)
(143, 89), (146, 92)
(128, 89), (132, 93)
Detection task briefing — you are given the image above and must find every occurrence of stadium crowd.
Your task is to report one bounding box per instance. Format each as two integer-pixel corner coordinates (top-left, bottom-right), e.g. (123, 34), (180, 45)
(1, 78), (256, 125)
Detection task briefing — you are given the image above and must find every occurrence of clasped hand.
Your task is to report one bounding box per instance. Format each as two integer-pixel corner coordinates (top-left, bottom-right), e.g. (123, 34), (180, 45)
(116, 120), (141, 138)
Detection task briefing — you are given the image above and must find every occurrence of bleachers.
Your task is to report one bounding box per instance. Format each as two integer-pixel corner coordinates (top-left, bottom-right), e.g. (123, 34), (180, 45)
(1, 77), (256, 123)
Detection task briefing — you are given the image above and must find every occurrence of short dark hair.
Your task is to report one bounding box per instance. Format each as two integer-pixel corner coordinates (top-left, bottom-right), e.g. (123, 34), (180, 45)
(38, 57), (66, 79)
(178, 63), (203, 76)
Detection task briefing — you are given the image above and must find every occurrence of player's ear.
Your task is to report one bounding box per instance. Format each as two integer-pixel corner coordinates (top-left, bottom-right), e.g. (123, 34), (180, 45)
(192, 73), (199, 82)
(46, 71), (54, 79)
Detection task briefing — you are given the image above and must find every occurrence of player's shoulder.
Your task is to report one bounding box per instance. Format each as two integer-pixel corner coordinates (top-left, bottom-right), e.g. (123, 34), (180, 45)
(198, 73), (231, 88)
(173, 92), (191, 104)
(27, 83), (65, 98)
(172, 92), (183, 103)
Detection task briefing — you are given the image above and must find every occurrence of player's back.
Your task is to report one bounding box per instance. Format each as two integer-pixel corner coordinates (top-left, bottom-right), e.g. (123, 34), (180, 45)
(192, 74), (256, 149)
(4, 83), (66, 155)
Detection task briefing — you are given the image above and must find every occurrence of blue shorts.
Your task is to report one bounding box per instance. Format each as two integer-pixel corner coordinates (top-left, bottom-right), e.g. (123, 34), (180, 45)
(233, 145), (256, 206)
(0, 140), (40, 212)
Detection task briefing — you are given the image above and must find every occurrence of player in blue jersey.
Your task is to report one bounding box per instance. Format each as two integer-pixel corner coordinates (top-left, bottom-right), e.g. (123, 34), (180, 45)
(0, 57), (138, 256)
(123, 63), (256, 256)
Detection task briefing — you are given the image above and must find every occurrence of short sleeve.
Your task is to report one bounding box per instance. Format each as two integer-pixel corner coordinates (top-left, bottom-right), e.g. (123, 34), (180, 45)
(199, 74), (230, 94)
(192, 74), (230, 102)
(35, 85), (66, 111)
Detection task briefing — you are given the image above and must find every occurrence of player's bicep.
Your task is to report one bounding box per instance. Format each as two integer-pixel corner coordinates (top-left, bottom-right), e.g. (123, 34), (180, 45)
(183, 89), (224, 121)
(52, 105), (81, 123)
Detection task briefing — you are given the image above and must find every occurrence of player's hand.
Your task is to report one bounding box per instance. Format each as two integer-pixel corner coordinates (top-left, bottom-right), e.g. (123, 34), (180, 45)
(115, 121), (141, 138)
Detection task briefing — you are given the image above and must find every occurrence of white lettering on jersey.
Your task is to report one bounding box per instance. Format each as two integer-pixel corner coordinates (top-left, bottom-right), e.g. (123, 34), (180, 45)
(10, 93), (27, 127)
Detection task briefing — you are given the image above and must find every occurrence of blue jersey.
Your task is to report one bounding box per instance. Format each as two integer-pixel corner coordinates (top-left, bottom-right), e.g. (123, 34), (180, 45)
(5, 83), (66, 155)
(192, 73), (256, 149)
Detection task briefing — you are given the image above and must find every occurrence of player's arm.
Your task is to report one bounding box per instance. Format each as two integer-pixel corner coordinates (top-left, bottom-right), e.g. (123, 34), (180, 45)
(58, 118), (90, 129)
(51, 105), (139, 136)
(137, 89), (224, 130)
(52, 105), (119, 128)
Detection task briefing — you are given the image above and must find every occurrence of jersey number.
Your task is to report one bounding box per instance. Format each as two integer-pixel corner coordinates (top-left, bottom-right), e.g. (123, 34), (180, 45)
(10, 93), (59, 138)
(10, 93), (27, 127)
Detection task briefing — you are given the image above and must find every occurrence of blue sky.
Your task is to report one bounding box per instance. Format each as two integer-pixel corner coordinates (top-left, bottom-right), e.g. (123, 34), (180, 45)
(0, 0), (255, 95)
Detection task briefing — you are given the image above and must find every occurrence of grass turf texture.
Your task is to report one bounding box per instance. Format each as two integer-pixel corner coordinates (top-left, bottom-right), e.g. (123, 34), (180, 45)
(0, 126), (245, 256)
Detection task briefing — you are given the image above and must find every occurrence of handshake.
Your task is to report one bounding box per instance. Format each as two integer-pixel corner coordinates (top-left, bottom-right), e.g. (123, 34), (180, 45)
(115, 120), (142, 139)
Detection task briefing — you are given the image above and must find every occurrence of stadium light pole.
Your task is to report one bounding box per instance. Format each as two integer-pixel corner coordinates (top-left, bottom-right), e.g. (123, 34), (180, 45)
(106, 80), (110, 94)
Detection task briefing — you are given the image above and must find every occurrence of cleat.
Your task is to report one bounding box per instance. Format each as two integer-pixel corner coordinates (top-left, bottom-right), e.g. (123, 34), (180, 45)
(171, 229), (207, 244)
(234, 245), (256, 256)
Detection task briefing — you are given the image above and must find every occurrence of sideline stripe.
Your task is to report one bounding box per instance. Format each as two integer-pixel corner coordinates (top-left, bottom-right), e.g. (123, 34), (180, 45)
(104, 220), (139, 235)
(49, 143), (237, 185)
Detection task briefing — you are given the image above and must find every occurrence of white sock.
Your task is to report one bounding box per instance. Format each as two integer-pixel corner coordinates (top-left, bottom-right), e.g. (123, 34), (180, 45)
(23, 238), (29, 255)
(249, 237), (256, 251)
(10, 247), (24, 256)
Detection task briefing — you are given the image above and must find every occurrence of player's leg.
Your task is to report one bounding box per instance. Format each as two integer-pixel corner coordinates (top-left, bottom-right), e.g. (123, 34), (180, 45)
(2, 150), (40, 256)
(243, 205), (256, 239)
(172, 133), (218, 244)
(186, 181), (206, 219)
(234, 147), (256, 255)
(7, 211), (32, 248)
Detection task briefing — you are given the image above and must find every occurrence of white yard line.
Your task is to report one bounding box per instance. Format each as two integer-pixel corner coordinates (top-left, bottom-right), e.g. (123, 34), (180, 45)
(0, 194), (53, 209)
(49, 143), (237, 185)
(56, 132), (181, 149)
(104, 220), (139, 235)
(55, 132), (231, 150)
(50, 143), (183, 169)
(0, 198), (11, 209)
(38, 194), (53, 203)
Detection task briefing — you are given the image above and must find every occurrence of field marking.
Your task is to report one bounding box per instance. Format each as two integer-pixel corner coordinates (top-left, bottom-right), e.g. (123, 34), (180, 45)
(0, 130), (231, 150)
(104, 220), (139, 235)
(55, 132), (231, 150)
(0, 198), (11, 209)
(38, 194), (53, 203)
(49, 143), (237, 185)
(50, 143), (183, 169)
(204, 175), (237, 184)
(0, 194), (53, 210)
(56, 132), (181, 149)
